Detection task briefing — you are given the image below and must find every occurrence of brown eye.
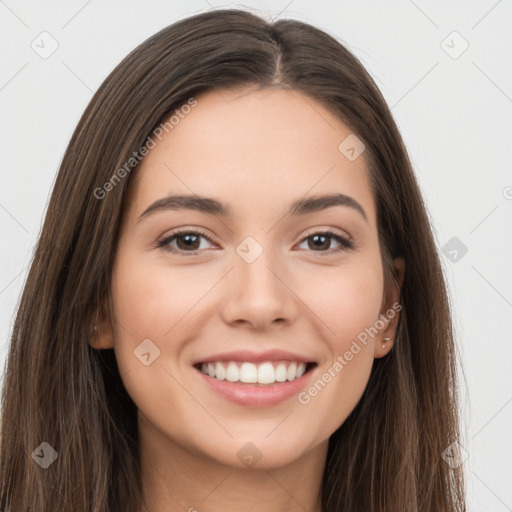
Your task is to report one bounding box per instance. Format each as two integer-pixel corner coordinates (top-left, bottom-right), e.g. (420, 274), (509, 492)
(175, 233), (201, 251)
(297, 230), (354, 253)
(158, 229), (215, 254)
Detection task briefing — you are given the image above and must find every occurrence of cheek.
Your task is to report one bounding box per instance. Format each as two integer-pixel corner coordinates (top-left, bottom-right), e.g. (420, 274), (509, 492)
(303, 257), (384, 344)
(296, 259), (383, 434)
(109, 251), (174, 380)
(109, 252), (201, 431)
(110, 251), (198, 342)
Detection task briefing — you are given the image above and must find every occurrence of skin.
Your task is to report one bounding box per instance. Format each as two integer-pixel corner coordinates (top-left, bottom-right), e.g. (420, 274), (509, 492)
(92, 86), (405, 512)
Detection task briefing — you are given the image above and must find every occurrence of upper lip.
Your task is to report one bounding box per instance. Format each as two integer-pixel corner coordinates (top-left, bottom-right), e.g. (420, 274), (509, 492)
(192, 349), (315, 366)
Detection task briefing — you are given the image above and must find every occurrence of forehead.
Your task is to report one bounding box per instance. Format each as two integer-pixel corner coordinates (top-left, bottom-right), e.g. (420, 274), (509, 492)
(125, 87), (376, 227)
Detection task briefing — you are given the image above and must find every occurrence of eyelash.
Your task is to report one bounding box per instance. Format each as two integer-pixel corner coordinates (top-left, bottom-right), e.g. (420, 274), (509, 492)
(157, 228), (355, 256)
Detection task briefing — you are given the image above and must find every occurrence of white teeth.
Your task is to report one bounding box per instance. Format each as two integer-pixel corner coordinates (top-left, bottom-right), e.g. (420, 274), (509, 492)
(226, 362), (239, 382)
(275, 363), (287, 382)
(257, 362), (275, 384)
(198, 360), (311, 384)
(286, 362), (297, 381)
(239, 362), (258, 383)
(215, 362), (226, 381)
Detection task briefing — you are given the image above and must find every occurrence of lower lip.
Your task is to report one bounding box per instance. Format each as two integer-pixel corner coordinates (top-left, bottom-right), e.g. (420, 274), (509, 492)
(195, 365), (316, 407)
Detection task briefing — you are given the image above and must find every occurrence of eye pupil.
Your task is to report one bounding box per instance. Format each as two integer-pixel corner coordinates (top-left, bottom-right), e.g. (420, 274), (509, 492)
(177, 233), (200, 250)
(309, 234), (330, 251)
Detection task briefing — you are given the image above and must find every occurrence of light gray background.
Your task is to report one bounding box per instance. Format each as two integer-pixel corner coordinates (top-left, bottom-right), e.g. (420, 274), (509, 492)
(1, 1), (511, 509)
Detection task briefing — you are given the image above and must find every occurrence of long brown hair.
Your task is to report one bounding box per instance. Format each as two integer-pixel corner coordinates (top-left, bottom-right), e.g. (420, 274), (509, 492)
(0, 8), (466, 511)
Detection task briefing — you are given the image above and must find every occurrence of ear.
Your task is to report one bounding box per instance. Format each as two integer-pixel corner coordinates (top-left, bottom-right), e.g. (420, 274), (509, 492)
(374, 256), (405, 358)
(89, 297), (115, 349)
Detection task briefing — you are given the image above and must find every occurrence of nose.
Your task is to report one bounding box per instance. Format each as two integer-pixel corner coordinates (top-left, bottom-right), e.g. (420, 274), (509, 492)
(220, 247), (299, 330)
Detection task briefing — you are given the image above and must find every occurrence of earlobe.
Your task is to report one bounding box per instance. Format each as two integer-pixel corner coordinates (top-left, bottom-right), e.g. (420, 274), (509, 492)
(375, 256), (406, 358)
(374, 336), (393, 358)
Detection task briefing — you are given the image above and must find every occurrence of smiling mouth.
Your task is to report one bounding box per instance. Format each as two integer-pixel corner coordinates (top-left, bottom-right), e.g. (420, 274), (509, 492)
(193, 360), (317, 386)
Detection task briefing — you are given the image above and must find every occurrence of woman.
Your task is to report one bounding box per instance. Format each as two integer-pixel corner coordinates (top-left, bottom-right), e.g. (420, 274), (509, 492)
(0, 8), (466, 511)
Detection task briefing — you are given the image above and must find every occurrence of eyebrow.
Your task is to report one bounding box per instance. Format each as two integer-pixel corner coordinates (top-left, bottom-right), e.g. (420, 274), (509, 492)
(137, 192), (368, 224)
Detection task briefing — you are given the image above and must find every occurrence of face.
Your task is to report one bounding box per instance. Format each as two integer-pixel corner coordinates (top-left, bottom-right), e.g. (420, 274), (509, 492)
(95, 86), (404, 470)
